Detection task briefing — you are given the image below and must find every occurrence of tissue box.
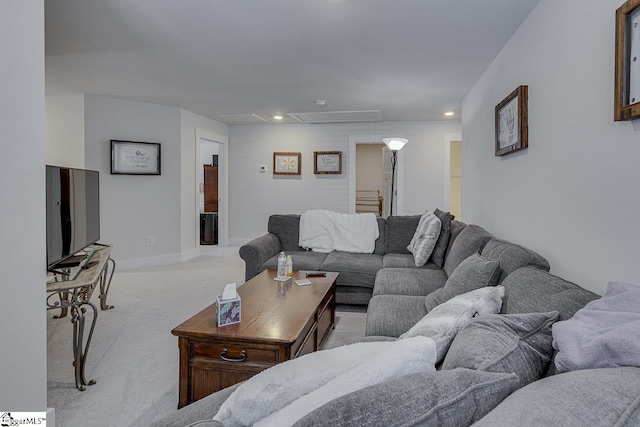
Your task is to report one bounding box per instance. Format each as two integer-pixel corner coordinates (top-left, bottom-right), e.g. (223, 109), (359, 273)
(216, 294), (241, 327)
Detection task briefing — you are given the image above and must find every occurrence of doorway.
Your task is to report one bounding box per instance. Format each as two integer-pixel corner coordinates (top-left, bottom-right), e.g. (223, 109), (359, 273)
(199, 140), (219, 245)
(195, 129), (228, 250)
(449, 140), (462, 220)
(355, 144), (386, 216)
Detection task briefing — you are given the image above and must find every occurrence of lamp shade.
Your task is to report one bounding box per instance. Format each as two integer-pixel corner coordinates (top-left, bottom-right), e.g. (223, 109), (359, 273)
(383, 138), (408, 151)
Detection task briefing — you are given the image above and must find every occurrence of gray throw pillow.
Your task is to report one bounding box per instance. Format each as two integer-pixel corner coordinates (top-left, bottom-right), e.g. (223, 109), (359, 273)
(472, 367), (640, 427)
(407, 211), (441, 267)
(442, 311), (559, 388)
(425, 253), (500, 311)
(292, 368), (519, 427)
(431, 208), (453, 268)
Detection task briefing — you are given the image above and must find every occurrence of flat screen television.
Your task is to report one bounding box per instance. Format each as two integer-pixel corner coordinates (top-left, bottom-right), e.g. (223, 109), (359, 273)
(46, 165), (100, 268)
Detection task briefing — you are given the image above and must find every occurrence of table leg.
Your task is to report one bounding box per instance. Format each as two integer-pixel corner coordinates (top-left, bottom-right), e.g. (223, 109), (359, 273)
(98, 258), (116, 311)
(71, 298), (98, 391)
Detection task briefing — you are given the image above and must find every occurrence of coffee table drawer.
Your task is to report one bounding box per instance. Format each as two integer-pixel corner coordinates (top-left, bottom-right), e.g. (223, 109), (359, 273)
(191, 342), (278, 366)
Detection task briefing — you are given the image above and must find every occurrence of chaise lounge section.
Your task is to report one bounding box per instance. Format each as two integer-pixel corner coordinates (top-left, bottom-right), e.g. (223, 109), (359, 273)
(152, 212), (640, 426)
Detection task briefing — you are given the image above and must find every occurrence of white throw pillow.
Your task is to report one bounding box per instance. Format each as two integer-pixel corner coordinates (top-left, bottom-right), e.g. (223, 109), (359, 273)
(253, 336), (436, 427)
(213, 338), (436, 427)
(407, 211), (442, 266)
(399, 286), (505, 363)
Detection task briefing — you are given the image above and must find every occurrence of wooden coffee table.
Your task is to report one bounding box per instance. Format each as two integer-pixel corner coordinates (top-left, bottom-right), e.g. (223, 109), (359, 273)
(172, 269), (338, 408)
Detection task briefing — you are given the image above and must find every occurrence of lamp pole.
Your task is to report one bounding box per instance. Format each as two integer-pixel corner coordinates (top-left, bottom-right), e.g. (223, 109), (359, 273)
(389, 150), (398, 216)
(383, 138), (408, 218)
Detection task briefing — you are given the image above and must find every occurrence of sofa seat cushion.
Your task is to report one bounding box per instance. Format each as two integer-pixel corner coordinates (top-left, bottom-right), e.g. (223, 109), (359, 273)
(480, 238), (550, 283)
(425, 253), (500, 311)
(442, 312), (559, 388)
(319, 251), (383, 289)
(382, 253), (440, 270)
(373, 268), (447, 297)
(262, 251), (328, 273)
(293, 369), (519, 427)
(472, 367), (640, 427)
(443, 224), (494, 277)
(365, 295), (427, 338)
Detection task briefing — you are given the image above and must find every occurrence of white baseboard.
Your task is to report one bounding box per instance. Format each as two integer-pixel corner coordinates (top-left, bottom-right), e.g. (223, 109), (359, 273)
(229, 237), (252, 246)
(116, 252), (185, 271)
(181, 248), (200, 262)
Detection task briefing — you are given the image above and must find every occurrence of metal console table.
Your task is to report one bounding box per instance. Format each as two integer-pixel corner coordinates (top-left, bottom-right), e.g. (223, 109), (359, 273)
(46, 244), (116, 391)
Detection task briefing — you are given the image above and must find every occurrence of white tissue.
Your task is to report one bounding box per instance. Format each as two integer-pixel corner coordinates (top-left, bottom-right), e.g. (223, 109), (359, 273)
(221, 283), (237, 300)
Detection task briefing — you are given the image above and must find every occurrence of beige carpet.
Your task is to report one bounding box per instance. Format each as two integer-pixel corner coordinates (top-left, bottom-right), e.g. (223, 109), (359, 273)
(47, 246), (366, 427)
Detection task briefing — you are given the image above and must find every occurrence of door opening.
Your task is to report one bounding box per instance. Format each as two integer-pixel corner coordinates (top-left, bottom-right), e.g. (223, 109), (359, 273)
(199, 140), (219, 246)
(449, 141), (462, 220)
(355, 143), (386, 217)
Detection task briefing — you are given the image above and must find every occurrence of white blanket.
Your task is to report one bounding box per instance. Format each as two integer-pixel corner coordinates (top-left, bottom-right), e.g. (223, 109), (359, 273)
(213, 337), (436, 427)
(299, 209), (379, 253)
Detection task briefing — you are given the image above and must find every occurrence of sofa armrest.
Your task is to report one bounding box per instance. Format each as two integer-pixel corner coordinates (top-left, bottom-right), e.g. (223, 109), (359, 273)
(239, 233), (282, 281)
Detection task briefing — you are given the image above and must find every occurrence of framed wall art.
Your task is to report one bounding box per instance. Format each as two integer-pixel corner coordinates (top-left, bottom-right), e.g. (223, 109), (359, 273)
(314, 151), (342, 174)
(495, 85), (528, 156)
(615, 0), (640, 121)
(111, 140), (161, 175)
(273, 152), (301, 175)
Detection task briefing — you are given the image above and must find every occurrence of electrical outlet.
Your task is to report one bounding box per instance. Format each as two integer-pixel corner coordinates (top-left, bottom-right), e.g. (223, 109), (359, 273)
(146, 236), (155, 246)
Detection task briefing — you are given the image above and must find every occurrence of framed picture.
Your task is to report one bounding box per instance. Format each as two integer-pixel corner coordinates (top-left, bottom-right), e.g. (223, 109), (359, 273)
(615, 0), (640, 121)
(495, 85), (528, 156)
(111, 140), (161, 175)
(314, 151), (342, 174)
(273, 152), (301, 175)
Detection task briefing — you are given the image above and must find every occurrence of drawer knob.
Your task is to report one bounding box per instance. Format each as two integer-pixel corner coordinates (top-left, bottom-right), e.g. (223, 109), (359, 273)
(220, 349), (246, 362)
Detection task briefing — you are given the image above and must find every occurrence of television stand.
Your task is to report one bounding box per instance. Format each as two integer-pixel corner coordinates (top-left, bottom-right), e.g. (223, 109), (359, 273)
(46, 244), (116, 390)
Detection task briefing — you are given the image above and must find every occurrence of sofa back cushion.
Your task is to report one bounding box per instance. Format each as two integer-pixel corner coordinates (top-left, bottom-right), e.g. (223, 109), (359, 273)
(268, 214), (387, 255)
(446, 220), (467, 256)
(373, 217), (386, 255)
(480, 238), (551, 284)
(385, 215), (420, 254)
(268, 214), (302, 251)
(500, 267), (598, 320)
(431, 209), (454, 268)
(443, 224), (494, 277)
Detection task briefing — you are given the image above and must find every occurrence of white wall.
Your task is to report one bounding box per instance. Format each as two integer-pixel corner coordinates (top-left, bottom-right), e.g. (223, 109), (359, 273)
(180, 109), (228, 254)
(84, 96), (182, 265)
(0, 0), (46, 410)
(229, 121), (461, 243)
(462, 0), (640, 295)
(45, 95), (85, 168)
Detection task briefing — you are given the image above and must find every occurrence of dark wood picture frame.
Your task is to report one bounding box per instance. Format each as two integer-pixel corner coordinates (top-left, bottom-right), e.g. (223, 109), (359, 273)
(495, 85), (528, 156)
(314, 151), (342, 174)
(110, 140), (161, 175)
(615, 0), (640, 121)
(273, 152), (301, 175)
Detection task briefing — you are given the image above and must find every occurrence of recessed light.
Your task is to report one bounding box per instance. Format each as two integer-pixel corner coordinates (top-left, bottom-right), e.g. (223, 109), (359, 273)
(273, 115), (283, 120)
(444, 111), (455, 116)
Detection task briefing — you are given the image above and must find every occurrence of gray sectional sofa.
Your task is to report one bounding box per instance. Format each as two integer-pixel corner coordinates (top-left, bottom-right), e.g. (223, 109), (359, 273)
(152, 213), (640, 427)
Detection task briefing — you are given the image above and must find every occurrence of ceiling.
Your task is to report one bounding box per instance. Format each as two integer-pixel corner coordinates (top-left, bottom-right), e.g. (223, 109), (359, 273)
(45, 0), (541, 125)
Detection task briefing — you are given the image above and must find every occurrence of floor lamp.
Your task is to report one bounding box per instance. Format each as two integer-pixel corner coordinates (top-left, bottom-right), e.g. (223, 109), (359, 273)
(383, 138), (408, 216)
